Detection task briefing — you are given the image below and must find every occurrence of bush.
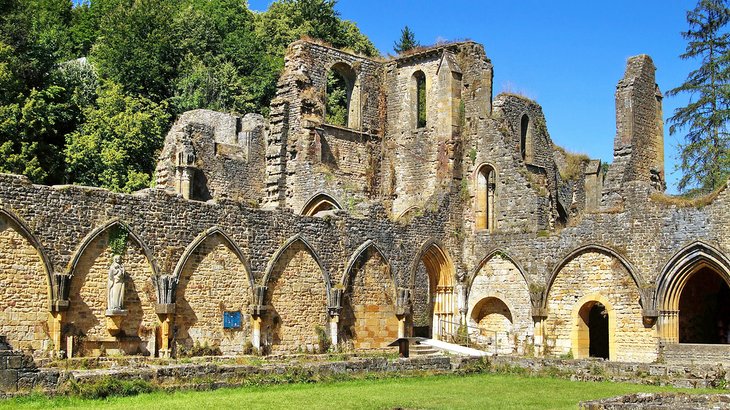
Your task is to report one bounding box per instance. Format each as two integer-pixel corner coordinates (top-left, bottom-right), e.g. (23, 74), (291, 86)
(65, 376), (155, 399)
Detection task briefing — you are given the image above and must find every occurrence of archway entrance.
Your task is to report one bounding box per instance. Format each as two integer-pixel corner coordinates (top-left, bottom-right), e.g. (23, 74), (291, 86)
(587, 303), (609, 358)
(679, 267), (730, 344)
(574, 300), (611, 359)
(471, 297), (513, 354)
(411, 244), (455, 339)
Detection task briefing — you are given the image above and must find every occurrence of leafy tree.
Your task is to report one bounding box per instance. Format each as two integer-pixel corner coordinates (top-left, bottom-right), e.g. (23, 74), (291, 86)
(394, 25), (420, 54)
(325, 70), (348, 126)
(668, 0), (730, 193)
(65, 81), (170, 192)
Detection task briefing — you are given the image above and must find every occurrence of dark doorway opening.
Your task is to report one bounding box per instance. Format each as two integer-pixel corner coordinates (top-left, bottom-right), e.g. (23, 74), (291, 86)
(679, 267), (730, 344)
(588, 303), (609, 359)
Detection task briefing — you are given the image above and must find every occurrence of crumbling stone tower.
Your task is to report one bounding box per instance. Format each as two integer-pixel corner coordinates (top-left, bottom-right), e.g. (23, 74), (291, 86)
(603, 55), (665, 206)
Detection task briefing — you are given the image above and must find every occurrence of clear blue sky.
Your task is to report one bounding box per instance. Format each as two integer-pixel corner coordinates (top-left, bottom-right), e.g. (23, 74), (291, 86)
(250, 0), (699, 193)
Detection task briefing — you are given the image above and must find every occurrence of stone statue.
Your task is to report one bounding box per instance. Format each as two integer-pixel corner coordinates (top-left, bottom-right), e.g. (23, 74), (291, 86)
(107, 255), (126, 313)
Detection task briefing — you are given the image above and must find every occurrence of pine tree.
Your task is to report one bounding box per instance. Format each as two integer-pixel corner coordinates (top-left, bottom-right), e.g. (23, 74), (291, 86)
(393, 25), (419, 54)
(667, 0), (730, 194)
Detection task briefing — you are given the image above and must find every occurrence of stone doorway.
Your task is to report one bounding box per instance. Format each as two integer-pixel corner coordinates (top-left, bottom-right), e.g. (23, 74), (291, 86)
(410, 243), (455, 339)
(587, 303), (609, 359)
(679, 267), (730, 344)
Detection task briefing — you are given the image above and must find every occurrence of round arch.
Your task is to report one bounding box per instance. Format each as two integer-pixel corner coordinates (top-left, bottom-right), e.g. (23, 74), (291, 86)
(570, 293), (615, 360)
(172, 227), (255, 299)
(473, 163), (497, 232)
(544, 244), (645, 310)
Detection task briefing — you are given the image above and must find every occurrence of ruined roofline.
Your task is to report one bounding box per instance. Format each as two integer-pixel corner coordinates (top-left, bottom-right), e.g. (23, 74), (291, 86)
(290, 38), (486, 64)
(494, 92), (538, 106)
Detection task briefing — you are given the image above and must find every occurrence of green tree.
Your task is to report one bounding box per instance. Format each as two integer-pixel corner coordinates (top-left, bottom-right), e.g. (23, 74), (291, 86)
(668, 0), (730, 194)
(65, 81), (170, 192)
(393, 25), (420, 54)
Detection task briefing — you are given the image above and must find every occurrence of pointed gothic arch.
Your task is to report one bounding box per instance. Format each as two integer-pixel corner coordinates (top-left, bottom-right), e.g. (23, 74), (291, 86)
(409, 239), (456, 339)
(474, 163), (496, 231)
(655, 241), (730, 343)
(0, 207), (53, 299)
(300, 193), (342, 217)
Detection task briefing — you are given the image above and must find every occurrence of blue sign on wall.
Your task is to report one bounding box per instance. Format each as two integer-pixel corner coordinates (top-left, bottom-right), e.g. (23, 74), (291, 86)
(223, 311), (242, 329)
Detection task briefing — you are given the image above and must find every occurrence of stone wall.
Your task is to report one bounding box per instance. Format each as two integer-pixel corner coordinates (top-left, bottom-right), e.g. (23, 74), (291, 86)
(265, 241), (328, 352)
(0, 214), (50, 352)
(466, 254), (532, 355)
(175, 233), (251, 355)
(340, 248), (399, 349)
(544, 250), (657, 362)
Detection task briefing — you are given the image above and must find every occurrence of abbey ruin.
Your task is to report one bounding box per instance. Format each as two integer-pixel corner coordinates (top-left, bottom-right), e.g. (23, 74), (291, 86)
(0, 40), (728, 364)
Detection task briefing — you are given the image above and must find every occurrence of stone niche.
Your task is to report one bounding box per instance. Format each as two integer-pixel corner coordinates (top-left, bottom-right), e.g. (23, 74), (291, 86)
(65, 230), (158, 357)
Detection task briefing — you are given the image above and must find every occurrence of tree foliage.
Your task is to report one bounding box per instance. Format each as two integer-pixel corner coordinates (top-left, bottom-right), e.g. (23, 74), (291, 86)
(394, 25), (420, 54)
(668, 0), (730, 194)
(0, 0), (377, 191)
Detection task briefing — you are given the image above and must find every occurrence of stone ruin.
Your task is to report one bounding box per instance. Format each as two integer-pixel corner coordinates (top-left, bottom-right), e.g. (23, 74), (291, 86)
(0, 40), (727, 369)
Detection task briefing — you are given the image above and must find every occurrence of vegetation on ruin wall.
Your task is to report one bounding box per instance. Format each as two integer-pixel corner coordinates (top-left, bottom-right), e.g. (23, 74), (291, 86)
(0, 373), (715, 409)
(0, 0), (377, 192)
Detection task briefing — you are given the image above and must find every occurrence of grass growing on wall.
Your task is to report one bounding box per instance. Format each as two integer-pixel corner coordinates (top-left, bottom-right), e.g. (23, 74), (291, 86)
(1, 373), (715, 410)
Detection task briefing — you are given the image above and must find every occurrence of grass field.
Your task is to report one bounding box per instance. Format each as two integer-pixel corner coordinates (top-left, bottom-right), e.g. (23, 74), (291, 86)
(1, 373), (714, 410)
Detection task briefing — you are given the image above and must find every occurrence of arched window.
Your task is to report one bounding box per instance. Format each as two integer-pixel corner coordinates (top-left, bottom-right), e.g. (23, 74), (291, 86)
(325, 63), (359, 129)
(412, 71), (426, 128)
(520, 114), (533, 162)
(301, 193), (342, 217)
(475, 165), (496, 231)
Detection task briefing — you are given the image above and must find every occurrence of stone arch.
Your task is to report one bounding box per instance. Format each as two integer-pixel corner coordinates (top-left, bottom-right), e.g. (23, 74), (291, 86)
(0, 208), (54, 352)
(325, 62), (360, 129)
(470, 296), (514, 354)
(173, 228), (254, 355)
(409, 239), (456, 339)
(261, 234), (331, 352)
(394, 206), (421, 222)
(466, 249), (532, 354)
(339, 240), (399, 349)
(474, 163), (497, 232)
(300, 193), (343, 217)
(655, 241), (730, 343)
(571, 293), (615, 360)
(544, 246), (653, 362)
(412, 70), (427, 128)
(520, 113), (533, 162)
(66, 219), (158, 356)
(67, 219), (160, 279)
(544, 244), (645, 310)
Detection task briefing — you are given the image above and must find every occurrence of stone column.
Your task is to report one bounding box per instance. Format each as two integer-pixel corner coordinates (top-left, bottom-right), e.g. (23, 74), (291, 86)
(397, 316), (406, 338)
(159, 314), (172, 358)
(531, 308), (547, 357)
(658, 310), (679, 343)
(251, 316), (262, 350)
(49, 311), (64, 358)
(329, 315), (339, 348)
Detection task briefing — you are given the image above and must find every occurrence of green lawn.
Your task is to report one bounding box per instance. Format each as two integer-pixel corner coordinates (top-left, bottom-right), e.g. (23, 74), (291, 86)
(1, 373), (715, 410)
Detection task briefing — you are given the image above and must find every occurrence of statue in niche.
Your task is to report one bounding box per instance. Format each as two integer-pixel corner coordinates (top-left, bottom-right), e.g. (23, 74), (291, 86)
(106, 255), (127, 314)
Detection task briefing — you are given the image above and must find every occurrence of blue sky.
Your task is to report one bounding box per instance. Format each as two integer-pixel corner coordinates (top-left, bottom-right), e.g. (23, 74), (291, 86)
(250, 0), (699, 193)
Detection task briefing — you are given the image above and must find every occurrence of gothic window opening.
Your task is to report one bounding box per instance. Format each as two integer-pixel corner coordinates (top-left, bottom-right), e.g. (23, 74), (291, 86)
(520, 114), (533, 162)
(475, 164), (496, 231)
(325, 63), (359, 129)
(413, 71), (427, 128)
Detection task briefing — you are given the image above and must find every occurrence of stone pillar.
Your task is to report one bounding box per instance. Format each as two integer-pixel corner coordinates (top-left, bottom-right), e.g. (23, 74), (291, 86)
(398, 316), (406, 338)
(251, 316), (262, 350)
(178, 167), (194, 200)
(159, 314), (172, 358)
(659, 310), (679, 343)
(329, 315), (339, 348)
(49, 311), (63, 358)
(531, 308), (547, 357)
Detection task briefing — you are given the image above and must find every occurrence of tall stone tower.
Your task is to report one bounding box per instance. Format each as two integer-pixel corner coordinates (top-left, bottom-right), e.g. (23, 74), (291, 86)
(603, 55), (665, 205)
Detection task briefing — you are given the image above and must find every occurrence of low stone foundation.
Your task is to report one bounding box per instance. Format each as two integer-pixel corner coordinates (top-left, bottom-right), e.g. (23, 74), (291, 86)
(580, 393), (730, 409)
(3, 352), (730, 397)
